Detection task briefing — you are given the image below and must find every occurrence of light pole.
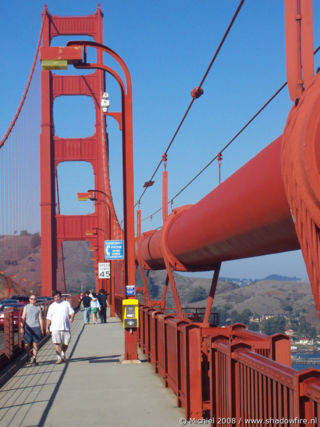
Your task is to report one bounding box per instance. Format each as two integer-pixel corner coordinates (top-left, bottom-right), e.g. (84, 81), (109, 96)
(79, 189), (116, 317)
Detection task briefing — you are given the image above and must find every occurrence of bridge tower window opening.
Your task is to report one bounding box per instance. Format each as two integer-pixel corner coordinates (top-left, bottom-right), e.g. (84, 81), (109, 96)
(53, 95), (95, 139)
(57, 161), (94, 216)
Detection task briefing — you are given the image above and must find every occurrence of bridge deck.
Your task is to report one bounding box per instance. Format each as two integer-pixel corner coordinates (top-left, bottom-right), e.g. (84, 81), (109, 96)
(0, 312), (184, 427)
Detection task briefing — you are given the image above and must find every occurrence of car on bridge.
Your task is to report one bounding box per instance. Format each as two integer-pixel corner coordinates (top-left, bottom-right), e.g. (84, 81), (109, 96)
(11, 296), (29, 304)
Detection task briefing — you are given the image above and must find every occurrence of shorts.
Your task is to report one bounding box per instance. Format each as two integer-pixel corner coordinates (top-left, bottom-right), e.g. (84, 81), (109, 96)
(91, 308), (98, 314)
(51, 330), (71, 346)
(24, 325), (41, 344)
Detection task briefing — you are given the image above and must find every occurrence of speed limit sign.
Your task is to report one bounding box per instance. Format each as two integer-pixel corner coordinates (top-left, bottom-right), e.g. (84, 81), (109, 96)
(98, 262), (111, 279)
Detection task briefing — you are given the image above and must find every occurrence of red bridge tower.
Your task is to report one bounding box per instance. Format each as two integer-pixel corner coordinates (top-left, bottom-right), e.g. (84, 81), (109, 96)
(40, 6), (112, 296)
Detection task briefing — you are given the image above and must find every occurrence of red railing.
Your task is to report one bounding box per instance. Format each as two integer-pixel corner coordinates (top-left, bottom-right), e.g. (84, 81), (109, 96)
(138, 304), (320, 422)
(115, 295), (124, 320)
(210, 338), (320, 424)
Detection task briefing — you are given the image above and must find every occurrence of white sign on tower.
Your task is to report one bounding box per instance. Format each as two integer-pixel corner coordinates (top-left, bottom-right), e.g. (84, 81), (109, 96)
(98, 262), (111, 279)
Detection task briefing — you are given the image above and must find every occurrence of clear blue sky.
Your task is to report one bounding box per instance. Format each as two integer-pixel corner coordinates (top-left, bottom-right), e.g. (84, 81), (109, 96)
(1, 0), (319, 280)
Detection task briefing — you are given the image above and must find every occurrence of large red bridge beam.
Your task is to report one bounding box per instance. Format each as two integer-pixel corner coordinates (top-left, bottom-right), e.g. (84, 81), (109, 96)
(137, 135), (298, 270)
(137, 74), (320, 314)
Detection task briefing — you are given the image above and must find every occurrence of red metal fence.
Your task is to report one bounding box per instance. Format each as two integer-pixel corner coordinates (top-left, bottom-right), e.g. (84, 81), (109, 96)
(137, 304), (320, 423)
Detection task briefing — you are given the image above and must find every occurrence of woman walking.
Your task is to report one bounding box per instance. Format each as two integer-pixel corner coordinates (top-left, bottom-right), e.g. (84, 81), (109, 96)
(90, 292), (101, 324)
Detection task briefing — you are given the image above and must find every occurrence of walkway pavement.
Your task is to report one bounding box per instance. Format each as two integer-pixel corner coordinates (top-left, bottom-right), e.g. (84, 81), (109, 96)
(0, 312), (185, 427)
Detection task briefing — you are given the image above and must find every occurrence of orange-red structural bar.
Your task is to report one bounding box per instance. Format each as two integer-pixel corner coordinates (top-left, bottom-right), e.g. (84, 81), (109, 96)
(40, 46), (82, 63)
(137, 136), (299, 271)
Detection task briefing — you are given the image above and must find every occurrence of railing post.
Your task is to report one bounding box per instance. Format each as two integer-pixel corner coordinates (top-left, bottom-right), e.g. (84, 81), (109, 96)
(271, 333), (291, 366)
(183, 324), (202, 419)
(4, 312), (14, 359)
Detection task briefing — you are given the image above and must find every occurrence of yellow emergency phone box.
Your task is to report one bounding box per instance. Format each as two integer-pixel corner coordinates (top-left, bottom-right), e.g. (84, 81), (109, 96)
(122, 299), (139, 328)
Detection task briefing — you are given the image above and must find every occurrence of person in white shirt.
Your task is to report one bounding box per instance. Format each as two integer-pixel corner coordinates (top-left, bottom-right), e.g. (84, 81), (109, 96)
(90, 292), (101, 324)
(46, 291), (75, 364)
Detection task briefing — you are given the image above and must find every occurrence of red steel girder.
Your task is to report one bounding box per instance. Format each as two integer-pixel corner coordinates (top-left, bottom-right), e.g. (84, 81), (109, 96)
(137, 135), (298, 271)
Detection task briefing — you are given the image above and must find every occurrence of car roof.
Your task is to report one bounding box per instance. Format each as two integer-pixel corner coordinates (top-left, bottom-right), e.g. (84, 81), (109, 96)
(0, 304), (25, 310)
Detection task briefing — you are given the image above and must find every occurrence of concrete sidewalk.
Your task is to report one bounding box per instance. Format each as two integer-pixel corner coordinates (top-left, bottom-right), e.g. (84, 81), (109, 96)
(0, 312), (185, 427)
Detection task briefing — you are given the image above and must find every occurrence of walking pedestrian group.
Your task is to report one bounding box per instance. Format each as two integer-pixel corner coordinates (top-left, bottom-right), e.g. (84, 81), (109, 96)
(80, 288), (109, 324)
(21, 288), (109, 367)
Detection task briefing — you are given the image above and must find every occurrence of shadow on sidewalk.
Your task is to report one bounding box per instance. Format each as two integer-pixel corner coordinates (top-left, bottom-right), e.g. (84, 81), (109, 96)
(69, 354), (121, 363)
(37, 323), (85, 427)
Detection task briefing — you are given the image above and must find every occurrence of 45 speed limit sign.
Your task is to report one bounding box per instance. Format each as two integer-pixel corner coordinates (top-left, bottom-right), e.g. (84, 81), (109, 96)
(98, 262), (111, 279)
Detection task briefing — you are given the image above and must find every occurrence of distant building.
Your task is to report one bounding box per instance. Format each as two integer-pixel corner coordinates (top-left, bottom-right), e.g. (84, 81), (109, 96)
(298, 337), (314, 345)
(262, 314), (274, 320)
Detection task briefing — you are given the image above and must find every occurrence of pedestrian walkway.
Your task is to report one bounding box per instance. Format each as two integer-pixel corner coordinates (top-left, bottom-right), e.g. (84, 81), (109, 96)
(0, 312), (185, 427)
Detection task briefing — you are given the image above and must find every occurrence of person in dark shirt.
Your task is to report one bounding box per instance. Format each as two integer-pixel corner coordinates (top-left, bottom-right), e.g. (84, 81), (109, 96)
(97, 289), (108, 323)
(82, 291), (92, 324)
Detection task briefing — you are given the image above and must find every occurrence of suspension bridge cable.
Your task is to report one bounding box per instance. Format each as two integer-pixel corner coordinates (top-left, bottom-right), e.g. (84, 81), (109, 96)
(142, 81), (286, 221)
(169, 83), (287, 203)
(168, 45), (320, 206)
(142, 43), (320, 222)
(135, 0), (245, 208)
(142, 46), (320, 221)
(0, 19), (45, 148)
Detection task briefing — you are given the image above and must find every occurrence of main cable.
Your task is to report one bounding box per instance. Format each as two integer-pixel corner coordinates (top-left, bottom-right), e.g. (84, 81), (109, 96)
(142, 44), (320, 222)
(142, 81), (286, 221)
(0, 18), (45, 148)
(169, 82), (287, 204)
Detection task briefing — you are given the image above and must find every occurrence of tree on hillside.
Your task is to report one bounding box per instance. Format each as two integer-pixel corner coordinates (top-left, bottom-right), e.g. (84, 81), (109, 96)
(230, 308), (252, 325)
(282, 304), (293, 313)
(148, 277), (159, 299)
(261, 316), (286, 335)
(248, 322), (260, 332)
(30, 233), (41, 249)
(297, 316), (317, 339)
(215, 306), (230, 326)
(187, 286), (207, 303)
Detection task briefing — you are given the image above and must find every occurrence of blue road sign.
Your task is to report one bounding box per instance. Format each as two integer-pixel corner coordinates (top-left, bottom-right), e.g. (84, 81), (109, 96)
(126, 285), (135, 296)
(104, 240), (124, 260)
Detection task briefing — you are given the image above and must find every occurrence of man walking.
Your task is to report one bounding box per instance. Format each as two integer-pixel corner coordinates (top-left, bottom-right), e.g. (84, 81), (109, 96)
(20, 294), (44, 366)
(97, 289), (108, 323)
(46, 291), (75, 364)
(81, 290), (92, 324)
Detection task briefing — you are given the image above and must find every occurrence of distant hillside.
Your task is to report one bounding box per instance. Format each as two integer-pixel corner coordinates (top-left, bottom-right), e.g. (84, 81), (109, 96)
(137, 270), (318, 331)
(220, 276), (255, 286)
(0, 233), (95, 296)
(220, 274), (301, 286)
(136, 269), (239, 307)
(263, 274), (301, 282)
(1, 234), (317, 332)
